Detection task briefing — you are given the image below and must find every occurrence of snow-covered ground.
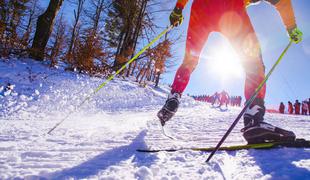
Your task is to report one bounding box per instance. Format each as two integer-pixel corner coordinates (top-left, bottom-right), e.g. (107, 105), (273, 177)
(0, 58), (309, 180)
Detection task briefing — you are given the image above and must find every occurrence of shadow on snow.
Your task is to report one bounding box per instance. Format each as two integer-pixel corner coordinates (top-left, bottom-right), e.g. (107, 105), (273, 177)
(48, 130), (157, 179)
(249, 148), (310, 179)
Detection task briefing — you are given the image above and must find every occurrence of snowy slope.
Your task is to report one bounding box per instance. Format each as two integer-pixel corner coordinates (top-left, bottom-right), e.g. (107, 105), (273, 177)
(0, 58), (310, 180)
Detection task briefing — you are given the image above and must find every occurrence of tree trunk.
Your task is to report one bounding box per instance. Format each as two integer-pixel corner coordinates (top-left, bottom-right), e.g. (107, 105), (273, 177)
(130, 61), (138, 76)
(22, 0), (38, 47)
(30, 0), (63, 61)
(67, 0), (85, 65)
(139, 59), (151, 84)
(50, 14), (65, 67)
(113, 0), (140, 71)
(136, 63), (145, 82)
(155, 72), (161, 87)
(125, 0), (147, 77)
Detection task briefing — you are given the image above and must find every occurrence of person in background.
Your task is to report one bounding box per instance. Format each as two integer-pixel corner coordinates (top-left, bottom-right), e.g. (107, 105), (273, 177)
(308, 98), (310, 116)
(211, 92), (220, 106)
(219, 90), (230, 108)
(237, 96), (242, 107)
(301, 101), (308, 115)
(294, 100), (301, 115)
(279, 102), (285, 114)
(288, 101), (294, 114)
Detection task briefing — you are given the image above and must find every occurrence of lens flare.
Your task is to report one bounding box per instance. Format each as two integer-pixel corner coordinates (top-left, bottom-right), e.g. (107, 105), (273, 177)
(203, 38), (244, 81)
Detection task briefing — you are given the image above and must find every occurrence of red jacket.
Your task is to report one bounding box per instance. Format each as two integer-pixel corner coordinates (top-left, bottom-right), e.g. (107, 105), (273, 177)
(175, 0), (296, 30)
(294, 102), (301, 114)
(288, 103), (294, 114)
(279, 103), (285, 113)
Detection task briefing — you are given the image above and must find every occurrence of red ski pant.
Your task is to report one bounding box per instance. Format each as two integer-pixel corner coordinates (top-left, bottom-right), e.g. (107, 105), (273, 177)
(171, 0), (266, 100)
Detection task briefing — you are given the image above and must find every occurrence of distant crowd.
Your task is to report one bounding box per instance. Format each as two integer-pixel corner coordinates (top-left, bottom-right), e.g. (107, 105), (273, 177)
(279, 98), (310, 115)
(192, 91), (242, 107)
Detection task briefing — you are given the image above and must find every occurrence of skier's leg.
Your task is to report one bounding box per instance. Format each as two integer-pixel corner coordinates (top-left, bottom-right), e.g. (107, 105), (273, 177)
(171, 2), (212, 94)
(223, 10), (266, 124)
(223, 17), (266, 102)
(158, 1), (214, 125)
(223, 9), (295, 143)
(219, 1), (266, 121)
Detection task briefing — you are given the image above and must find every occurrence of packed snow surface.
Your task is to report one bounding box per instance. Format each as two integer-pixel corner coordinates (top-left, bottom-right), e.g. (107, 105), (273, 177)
(0, 58), (309, 179)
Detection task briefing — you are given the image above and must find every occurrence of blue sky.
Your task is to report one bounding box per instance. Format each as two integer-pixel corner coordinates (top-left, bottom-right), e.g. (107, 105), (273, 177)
(161, 0), (310, 107)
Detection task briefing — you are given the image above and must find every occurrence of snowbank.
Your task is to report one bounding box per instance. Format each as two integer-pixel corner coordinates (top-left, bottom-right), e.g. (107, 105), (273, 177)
(0, 58), (196, 120)
(0, 58), (309, 179)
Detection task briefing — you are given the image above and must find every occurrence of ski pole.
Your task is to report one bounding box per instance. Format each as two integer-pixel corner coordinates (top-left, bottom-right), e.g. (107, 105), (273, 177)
(47, 25), (173, 135)
(206, 41), (293, 162)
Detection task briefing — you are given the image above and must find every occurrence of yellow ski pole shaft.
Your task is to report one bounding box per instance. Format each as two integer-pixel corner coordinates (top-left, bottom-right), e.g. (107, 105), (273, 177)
(47, 26), (173, 135)
(206, 41), (293, 162)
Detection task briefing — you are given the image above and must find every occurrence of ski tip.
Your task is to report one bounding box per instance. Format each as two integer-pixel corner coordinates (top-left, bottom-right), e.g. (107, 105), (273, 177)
(161, 126), (176, 140)
(137, 149), (179, 153)
(164, 134), (176, 140)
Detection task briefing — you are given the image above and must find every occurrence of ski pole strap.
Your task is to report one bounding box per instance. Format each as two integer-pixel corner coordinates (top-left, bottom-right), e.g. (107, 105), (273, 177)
(47, 26), (173, 135)
(205, 41), (293, 162)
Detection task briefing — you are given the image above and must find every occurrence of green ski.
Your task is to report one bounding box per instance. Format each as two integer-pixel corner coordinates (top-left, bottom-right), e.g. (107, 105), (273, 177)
(137, 139), (310, 153)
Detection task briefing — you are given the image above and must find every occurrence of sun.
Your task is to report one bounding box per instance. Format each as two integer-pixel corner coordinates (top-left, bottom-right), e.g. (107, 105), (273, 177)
(204, 39), (244, 81)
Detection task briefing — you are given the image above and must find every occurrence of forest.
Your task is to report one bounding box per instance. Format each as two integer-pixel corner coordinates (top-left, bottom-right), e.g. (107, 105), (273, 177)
(0, 0), (180, 86)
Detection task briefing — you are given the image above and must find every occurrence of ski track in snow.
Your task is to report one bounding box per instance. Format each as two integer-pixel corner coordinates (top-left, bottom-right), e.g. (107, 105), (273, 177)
(0, 58), (310, 179)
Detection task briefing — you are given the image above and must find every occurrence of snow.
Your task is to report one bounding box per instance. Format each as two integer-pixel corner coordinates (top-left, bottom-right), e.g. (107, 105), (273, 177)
(0, 58), (310, 179)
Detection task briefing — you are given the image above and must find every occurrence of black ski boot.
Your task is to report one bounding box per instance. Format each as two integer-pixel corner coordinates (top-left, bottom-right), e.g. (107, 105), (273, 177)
(157, 92), (181, 126)
(242, 98), (296, 144)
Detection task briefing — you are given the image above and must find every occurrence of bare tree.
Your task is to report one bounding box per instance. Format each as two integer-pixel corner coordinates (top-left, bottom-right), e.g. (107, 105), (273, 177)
(21, 0), (41, 48)
(0, 0), (30, 57)
(71, 0), (109, 73)
(125, 0), (148, 77)
(136, 38), (172, 86)
(48, 13), (67, 67)
(107, 0), (148, 71)
(30, 0), (64, 61)
(0, 1), (8, 43)
(66, 0), (86, 67)
(105, 0), (174, 79)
